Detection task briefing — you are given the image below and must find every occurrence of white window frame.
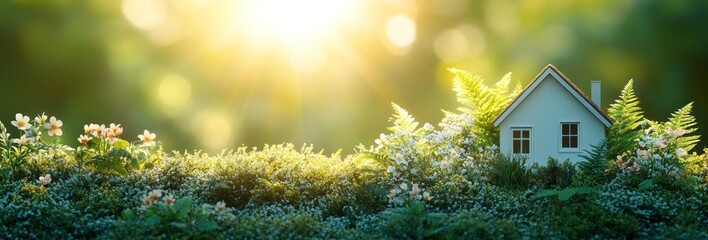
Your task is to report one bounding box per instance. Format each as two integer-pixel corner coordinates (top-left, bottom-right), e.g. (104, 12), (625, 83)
(511, 127), (532, 156)
(559, 121), (581, 153)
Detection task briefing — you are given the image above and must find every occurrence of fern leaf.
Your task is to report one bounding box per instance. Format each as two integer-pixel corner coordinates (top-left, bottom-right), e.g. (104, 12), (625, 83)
(449, 68), (519, 146)
(607, 80), (644, 159)
(388, 103), (418, 133)
(578, 140), (609, 184)
(667, 102), (700, 151)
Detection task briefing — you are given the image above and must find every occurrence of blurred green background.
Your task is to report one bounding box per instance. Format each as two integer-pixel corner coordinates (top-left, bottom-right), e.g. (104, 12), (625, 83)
(1, 0), (707, 153)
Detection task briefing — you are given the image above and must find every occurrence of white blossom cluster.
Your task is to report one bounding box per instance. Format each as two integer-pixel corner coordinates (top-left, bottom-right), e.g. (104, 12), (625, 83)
(615, 125), (689, 179)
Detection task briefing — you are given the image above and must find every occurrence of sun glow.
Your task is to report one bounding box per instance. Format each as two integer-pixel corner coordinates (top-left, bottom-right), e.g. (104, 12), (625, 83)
(238, 0), (358, 44)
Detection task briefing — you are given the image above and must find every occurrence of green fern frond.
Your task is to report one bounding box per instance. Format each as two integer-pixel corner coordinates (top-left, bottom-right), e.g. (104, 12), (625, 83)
(607, 80), (644, 159)
(449, 68), (519, 146)
(578, 140), (609, 184)
(388, 103), (419, 133)
(667, 102), (700, 151)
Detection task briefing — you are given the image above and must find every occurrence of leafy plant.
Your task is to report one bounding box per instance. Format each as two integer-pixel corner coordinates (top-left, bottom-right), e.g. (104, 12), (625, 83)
(111, 194), (226, 239)
(533, 187), (598, 201)
(578, 140), (610, 185)
(607, 80), (644, 161)
(450, 68), (521, 146)
(378, 201), (448, 240)
(488, 154), (528, 189)
(665, 102), (700, 152)
(76, 124), (161, 176)
(0, 114), (63, 181)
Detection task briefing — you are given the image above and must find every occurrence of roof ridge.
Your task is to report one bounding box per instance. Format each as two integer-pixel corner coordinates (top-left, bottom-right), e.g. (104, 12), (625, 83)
(492, 65), (613, 127)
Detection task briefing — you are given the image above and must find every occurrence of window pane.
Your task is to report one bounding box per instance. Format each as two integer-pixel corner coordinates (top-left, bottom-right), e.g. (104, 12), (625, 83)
(513, 130), (520, 138)
(522, 130), (529, 138)
(513, 140), (520, 153)
(562, 124), (569, 135)
(522, 140), (529, 153)
(571, 124), (578, 135)
(562, 136), (570, 148)
(570, 136), (578, 148)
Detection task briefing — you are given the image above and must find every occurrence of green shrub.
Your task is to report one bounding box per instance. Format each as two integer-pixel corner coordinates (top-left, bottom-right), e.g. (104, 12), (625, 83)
(378, 201), (449, 240)
(444, 211), (521, 239)
(488, 154), (528, 189)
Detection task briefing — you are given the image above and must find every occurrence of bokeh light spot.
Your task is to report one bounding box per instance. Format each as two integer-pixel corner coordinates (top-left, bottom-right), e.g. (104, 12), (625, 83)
(192, 111), (233, 150)
(158, 74), (191, 114)
(386, 15), (417, 50)
(121, 0), (167, 30)
(434, 29), (468, 61)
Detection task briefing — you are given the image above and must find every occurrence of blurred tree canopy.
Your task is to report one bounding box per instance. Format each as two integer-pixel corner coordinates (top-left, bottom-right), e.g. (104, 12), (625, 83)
(1, 0), (707, 152)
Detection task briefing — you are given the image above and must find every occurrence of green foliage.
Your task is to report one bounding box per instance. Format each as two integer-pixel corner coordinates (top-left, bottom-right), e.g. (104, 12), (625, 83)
(110, 196), (223, 239)
(450, 69), (520, 146)
(533, 187), (598, 201)
(666, 102), (700, 152)
(529, 158), (576, 189)
(578, 140), (610, 185)
(444, 211), (521, 239)
(78, 133), (161, 176)
(488, 154), (528, 189)
(378, 201), (449, 240)
(388, 103), (419, 134)
(607, 80), (644, 160)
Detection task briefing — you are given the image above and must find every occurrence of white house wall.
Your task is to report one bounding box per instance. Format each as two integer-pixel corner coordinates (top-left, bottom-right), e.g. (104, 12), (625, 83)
(498, 75), (606, 165)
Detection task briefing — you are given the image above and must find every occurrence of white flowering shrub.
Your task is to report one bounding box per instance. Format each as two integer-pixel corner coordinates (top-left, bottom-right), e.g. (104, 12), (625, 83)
(361, 103), (487, 207)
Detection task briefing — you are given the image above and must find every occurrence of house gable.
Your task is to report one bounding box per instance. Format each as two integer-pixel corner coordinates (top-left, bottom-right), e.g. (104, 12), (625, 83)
(493, 65), (612, 128)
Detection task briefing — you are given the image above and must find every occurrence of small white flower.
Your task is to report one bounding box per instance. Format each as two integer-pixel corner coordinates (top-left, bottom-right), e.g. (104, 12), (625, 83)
(164, 195), (175, 206)
(78, 134), (90, 145)
(387, 166), (396, 174)
(658, 140), (668, 149)
(12, 135), (34, 145)
(440, 158), (451, 169)
(138, 130), (157, 146)
(34, 114), (47, 124)
(11, 113), (31, 130)
(105, 129), (118, 145)
(423, 123), (434, 131)
(393, 153), (407, 165)
(409, 183), (421, 199)
(667, 127), (686, 138)
(399, 183), (408, 191)
(215, 201), (226, 212)
(43, 116), (63, 136)
(410, 168), (417, 175)
(39, 174), (52, 185)
(142, 194), (154, 206)
(423, 192), (432, 201)
(84, 124), (93, 134)
(636, 149), (649, 159)
(450, 149), (459, 158)
(673, 128), (686, 138)
(110, 123), (123, 136)
(148, 189), (162, 201)
(676, 148), (688, 159)
(375, 134), (388, 149)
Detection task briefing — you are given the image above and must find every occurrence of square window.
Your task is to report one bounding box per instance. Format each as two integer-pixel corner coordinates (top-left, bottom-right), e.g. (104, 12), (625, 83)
(561, 122), (579, 149)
